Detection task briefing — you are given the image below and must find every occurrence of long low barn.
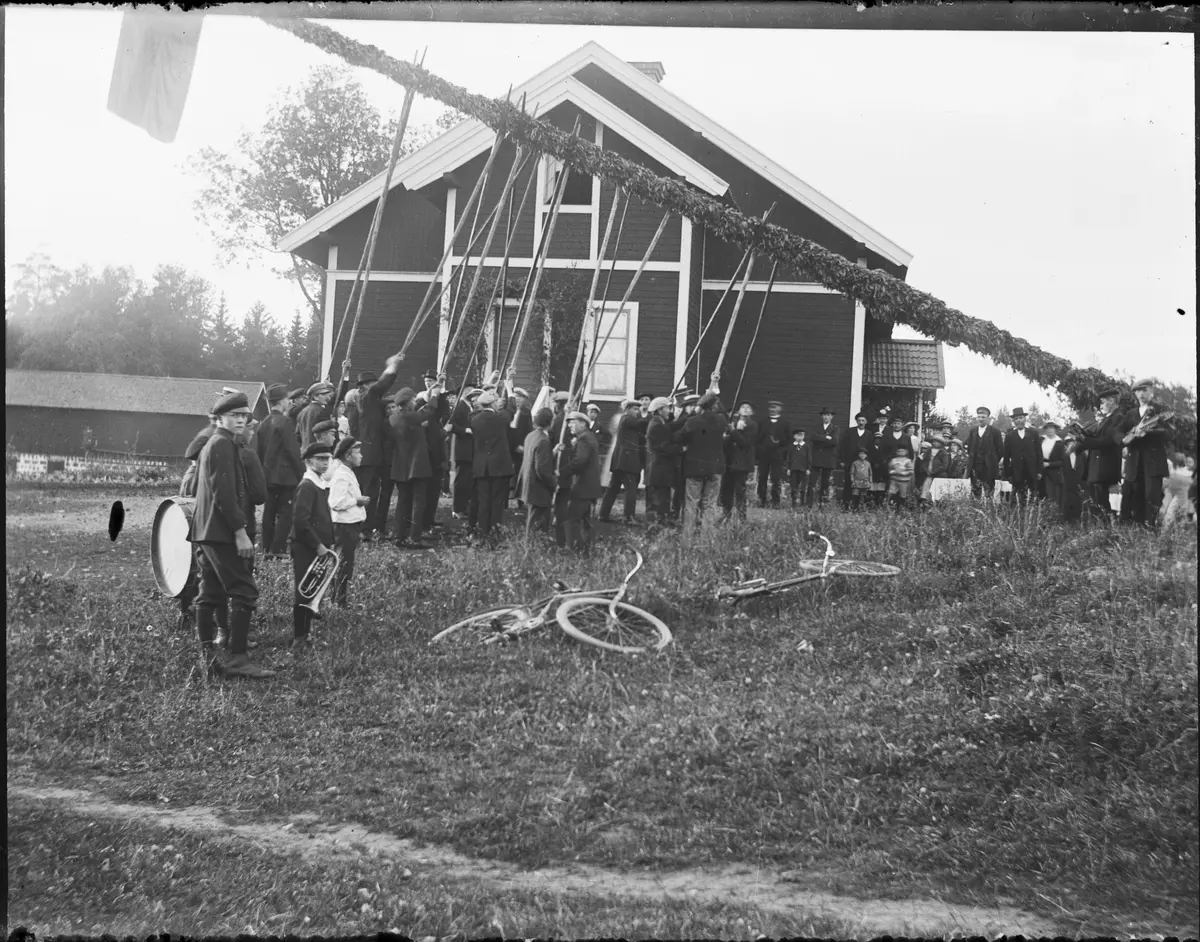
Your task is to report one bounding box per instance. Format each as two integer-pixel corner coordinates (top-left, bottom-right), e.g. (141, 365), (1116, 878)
(5, 369), (269, 461)
(280, 42), (945, 428)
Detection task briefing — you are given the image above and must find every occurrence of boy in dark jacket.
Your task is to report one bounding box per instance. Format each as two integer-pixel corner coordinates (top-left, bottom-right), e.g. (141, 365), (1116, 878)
(290, 442), (335, 647)
(787, 429), (811, 508)
(720, 402), (757, 522)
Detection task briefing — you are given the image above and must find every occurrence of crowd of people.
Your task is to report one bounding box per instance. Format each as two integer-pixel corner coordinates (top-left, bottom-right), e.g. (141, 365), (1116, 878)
(178, 358), (1178, 680)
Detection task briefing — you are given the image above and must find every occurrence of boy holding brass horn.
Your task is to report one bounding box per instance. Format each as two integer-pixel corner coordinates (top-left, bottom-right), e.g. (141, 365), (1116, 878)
(291, 441), (336, 647)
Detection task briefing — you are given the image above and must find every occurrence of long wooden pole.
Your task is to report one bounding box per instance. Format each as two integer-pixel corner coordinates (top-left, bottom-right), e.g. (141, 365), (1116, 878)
(583, 188), (631, 391)
(439, 142), (530, 373)
(579, 211), (672, 399)
(395, 120), (507, 360)
(329, 49), (423, 398)
(557, 185), (624, 447)
(672, 202), (776, 394)
(499, 118), (581, 376)
(732, 260), (779, 406)
(711, 248), (762, 389)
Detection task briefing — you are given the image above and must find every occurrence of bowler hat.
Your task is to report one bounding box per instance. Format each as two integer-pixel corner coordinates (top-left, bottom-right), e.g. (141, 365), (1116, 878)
(819, 405), (834, 414)
(302, 442), (332, 459)
(1131, 377), (1155, 392)
(1010, 407), (1027, 419)
(357, 371), (376, 385)
(333, 437), (359, 460)
(213, 391), (250, 415)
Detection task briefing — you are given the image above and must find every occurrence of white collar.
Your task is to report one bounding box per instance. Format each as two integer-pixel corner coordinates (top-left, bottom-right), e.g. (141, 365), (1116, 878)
(303, 468), (330, 490)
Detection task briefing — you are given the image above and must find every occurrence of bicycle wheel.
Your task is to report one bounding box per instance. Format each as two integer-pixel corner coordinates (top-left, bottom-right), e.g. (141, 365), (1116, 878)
(555, 597), (672, 654)
(431, 607), (538, 644)
(795, 558), (901, 578)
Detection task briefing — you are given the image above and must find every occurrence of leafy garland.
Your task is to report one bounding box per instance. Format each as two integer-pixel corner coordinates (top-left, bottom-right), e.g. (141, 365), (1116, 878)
(268, 17), (1120, 410)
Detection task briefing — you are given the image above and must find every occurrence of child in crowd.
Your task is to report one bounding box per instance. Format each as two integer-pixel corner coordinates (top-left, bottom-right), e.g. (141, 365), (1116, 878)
(291, 441), (336, 647)
(887, 446), (915, 510)
(849, 447), (872, 510)
(947, 438), (969, 479)
(328, 436), (369, 608)
(787, 428), (811, 508)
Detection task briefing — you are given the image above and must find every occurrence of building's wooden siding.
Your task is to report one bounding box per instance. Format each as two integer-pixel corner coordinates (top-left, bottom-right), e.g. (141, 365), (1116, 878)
(573, 63), (908, 283)
(335, 186), (446, 273)
(597, 131), (683, 264)
(697, 289), (855, 424)
(5, 406), (208, 459)
(331, 280), (441, 388)
(545, 214), (591, 260)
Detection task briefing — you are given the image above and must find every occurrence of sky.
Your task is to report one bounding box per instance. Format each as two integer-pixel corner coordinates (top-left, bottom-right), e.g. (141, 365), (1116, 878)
(4, 6), (1195, 416)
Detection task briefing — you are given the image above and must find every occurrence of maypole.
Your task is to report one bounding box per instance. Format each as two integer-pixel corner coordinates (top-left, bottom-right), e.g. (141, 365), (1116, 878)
(732, 260), (779, 406)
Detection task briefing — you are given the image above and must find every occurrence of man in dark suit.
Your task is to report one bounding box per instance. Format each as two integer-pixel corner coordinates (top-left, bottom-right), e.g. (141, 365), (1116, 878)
(839, 411), (875, 508)
(754, 400), (791, 508)
(519, 407), (557, 536)
(470, 389), (515, 545)
(808, 406), (840, 506)
(584, 403), (612, 456)
(448, 387), (480, 527)
(644, 397), (681, 526)
(673, 388), (728, 533)
(1119, 377), (1170, 526)
(1003, 406), (1043, 504)
(599, 398), (647, 524)
(966, 406), (1004, 499)
(416, 371), (451, 533)
(388, 385), (441, 550)
(297, 381), (335, 450)
(1075, 387), (1125, 518)
(507, 385), (533, 511)
(352, 356), (401, 541)
(255, 384), (305, 558)
(721, 402), (758, 522)
(556, 410), (603, 553)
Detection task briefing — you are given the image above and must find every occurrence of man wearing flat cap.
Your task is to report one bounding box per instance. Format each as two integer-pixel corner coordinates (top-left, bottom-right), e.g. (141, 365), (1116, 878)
(389, 382), (442, 550)
(188, 391), (274, 679)
(644, 397), (681, 526)
(471, 387), (516, 545)
(519, 407), (558, 536)
(1002, 407), (1042, 505)
(291, 441), (336, 645)
(343, 370), (376, 438)
(1118, 377), (1170, 525)
(584, 403), (613, 456)
(966, 406), (1005, 500)
(255, 383), (306, 558)
(555, 411), (603, 552)
(808, 406), (840, 507)
(600, 398), (648, 525)
(297, 381), (335, 450)
(840, 411), (875, 509)
(755, 400), (791, 509)
(673, 389), (728, 534)
(721, 401), (758, 522)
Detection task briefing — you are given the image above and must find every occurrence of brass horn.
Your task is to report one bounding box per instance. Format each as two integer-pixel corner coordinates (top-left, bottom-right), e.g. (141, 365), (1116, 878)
(298, 550), (340, 614)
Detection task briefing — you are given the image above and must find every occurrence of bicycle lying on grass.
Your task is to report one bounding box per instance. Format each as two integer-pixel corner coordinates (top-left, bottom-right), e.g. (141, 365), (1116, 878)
(431, 551), (672, 654)
(715, 531), (900, 603)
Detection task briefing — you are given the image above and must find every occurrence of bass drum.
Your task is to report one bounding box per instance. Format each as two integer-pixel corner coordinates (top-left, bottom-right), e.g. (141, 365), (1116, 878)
(151, 497), (197, 598)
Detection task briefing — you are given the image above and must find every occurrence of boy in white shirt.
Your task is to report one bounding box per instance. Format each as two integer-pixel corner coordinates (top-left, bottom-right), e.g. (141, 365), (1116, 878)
(329, 436), (370, 608)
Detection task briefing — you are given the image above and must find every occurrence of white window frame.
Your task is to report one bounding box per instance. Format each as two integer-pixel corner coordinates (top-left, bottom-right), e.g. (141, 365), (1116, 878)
(582, 300), (638, 402)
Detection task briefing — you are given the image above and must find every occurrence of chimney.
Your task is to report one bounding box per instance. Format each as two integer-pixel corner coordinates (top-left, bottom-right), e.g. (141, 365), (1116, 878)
(628, 61), (666, 84)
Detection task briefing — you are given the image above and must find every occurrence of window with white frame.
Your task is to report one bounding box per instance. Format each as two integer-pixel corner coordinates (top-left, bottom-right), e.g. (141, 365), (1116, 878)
(542, 154), (593, 207)
(583, 301), (638, 400)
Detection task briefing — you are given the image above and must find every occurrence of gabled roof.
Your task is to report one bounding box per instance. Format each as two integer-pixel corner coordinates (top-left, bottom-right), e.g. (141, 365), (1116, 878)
(863, 340), (946, 389)
(279, 41), (911, 268)
(5, 370), (270, 417)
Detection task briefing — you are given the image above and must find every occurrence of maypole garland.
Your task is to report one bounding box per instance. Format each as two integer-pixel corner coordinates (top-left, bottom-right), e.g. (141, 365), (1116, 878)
(268, 16), (1119, 410)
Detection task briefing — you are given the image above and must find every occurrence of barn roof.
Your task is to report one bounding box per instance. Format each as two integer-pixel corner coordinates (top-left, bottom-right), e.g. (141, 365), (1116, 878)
(279, 41), (911, 268)
(5, 370), (270, 417)
(863, 340), (946, 389)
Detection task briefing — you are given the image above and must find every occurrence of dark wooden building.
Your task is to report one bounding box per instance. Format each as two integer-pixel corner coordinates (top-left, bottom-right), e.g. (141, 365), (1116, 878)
(279, 42), (942, 426)
(5, 370), (269, 461)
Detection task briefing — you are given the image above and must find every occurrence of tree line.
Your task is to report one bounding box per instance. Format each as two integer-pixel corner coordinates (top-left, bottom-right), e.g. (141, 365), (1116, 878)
(5, 253), (321, 388)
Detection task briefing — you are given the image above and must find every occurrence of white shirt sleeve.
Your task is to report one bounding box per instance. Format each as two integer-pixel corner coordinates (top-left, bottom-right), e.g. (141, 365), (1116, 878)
(328, 466), (359, 512)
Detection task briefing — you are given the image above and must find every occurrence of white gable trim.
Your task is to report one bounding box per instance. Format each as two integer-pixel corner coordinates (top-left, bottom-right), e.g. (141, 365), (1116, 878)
(278, 72), (729, 255)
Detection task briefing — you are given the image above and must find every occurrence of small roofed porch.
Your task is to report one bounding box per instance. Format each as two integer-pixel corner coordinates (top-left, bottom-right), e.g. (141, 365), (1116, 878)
(861, 339), (947, 428)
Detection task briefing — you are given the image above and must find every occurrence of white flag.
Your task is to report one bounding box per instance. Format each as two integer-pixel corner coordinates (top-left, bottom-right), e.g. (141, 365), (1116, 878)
(107, 10), (203, 144)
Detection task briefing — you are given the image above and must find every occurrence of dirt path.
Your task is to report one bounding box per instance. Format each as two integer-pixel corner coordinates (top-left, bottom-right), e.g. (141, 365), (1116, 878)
(10, 782), (1060, 938)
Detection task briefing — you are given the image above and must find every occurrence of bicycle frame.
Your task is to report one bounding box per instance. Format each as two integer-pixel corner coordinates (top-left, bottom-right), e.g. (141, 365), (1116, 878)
(715, 532), (835, 604)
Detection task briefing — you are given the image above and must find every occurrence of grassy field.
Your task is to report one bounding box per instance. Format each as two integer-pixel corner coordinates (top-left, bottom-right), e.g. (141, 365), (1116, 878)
(6, 483), (1198, 938)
